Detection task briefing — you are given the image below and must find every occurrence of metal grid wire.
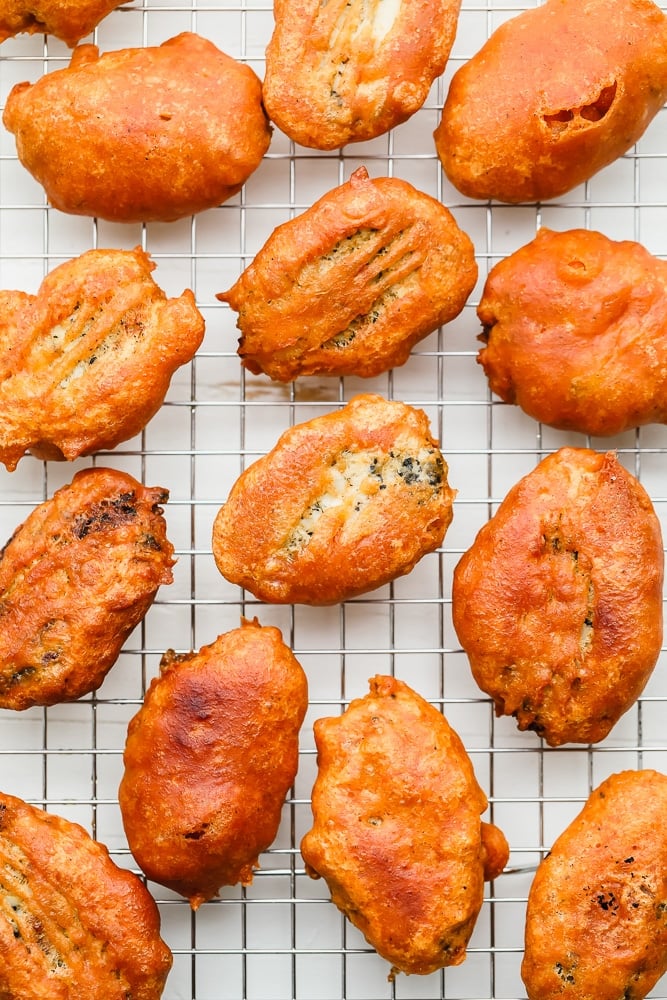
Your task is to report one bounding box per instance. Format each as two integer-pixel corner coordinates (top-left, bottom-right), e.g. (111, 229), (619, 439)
(1, 1), (667, 997)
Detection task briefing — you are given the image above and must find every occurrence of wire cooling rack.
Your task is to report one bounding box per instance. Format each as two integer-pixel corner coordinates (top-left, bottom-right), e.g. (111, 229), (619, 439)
(1, 2), (667, 998)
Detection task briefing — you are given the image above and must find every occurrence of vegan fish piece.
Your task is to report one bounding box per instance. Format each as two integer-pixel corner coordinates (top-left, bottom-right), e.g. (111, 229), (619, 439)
(476, 228), (667, 437)
(435, 0), (667, 203)
(0, 247), (204, 470)
(522, 769), (667, 1000)
(452, 448), (664, 747)
(211, 394), (455, 605)
(301, 675), (509, 977)
(263, 0), (462, 149)
(119, 619), (308, 908)
(0, 791), (172, 999)
(0, 467), (174, 710)
(0, 0), (126, 45)
(219, 166), (477, 381)
(2, 32), (272, 223)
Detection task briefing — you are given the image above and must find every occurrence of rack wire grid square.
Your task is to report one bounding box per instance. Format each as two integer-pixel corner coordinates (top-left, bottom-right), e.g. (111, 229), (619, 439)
(1, 1), (667, 998)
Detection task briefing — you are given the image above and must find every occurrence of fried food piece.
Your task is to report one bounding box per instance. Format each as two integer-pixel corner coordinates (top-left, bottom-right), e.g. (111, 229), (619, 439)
(476, 228), (667, 437)
(301, 675), (509, 977)
(0, 467), (174, 710)
(434, 0), (667, 203)
(522, 769), (667, 1000)
(119, 619), (308, 908)
(452, 448), (663, 747)
(263, 0), (462, 149)
(218, 166), (477, 381)
(0, 791), (172, 999)
(2, 32), (272, 223)
(0, 247), (204, 470)
(211, 394), (455, 605)
(0, 0), (125, 46)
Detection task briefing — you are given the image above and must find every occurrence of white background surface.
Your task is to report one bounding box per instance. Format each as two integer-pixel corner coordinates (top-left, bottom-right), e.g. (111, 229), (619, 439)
(1, 1), (667, 997)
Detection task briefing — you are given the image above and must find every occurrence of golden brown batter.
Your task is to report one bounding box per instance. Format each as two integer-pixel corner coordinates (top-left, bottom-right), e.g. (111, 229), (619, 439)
(264, 0), (462, 149)
(0, 467), (174, 710)
(435, 0), (667, 203)
(476, 228), (667, 437)
(3, 33), (272, 222)
(0, 791), (172, 999)
(220, 166), (477, 381)
(119, 619), (308, 908)
(523, 769), (667, 1000)
(0, 247), (204, 469)
(212, 394), (455, 605)
(453, 448), (664, 746)
(0, 0), (125, 44)
(301, 675), (509, 976)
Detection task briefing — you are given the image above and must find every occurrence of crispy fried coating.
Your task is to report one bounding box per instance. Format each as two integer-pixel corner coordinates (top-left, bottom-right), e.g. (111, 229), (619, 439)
(119, 619), (308, 908)
(0, 791), (172, 999)
(476, 228), (667, 437)
(0, 467), (174, 710)
(452, 448), (664, 747)
(263, 0), (462, 149)
(218, 166), (477, 381)
(0, 247), (204, 470)
(301, 675), (509, 977)
(211, 394), (455, 605)
(0, 0), (125, 46)
(434, 0), (667, 203)
(522, 769), (667, 1000)
(2, 32), (272, 223)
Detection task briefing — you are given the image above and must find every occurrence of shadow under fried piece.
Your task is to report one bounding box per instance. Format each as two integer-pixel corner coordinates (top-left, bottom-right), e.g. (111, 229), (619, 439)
(219, 165), (477, 381)
(0, 247), (204, 470)
(212, 393), (456, 605)
(0, 0), (127, 46)
(522, 769), (667, 1000)
(452, 448), (664, 747)
(2, 32), (272, 223)
(0, 791), (172, 999)
(301, 674), (509, 977)
(119, 618), (308, 908)
(0, 467), (175, 710)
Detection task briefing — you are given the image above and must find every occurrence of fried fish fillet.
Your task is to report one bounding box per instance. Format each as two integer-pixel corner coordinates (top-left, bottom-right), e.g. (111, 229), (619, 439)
(0, 0), (125, 46)
(0, 467), (174, 710)
(0, 791), (172, 999)
(119, 619), (308, 908)
(3, 32), (272, 223)
(476, 228), (667, 437)
(0, 247), (204, 470)
(263, 0), (462, 149)
(522, 769), (667, 1000)
(434, 0), (667, 203)
(211, 394), (455, 605)
(452, 448), (664, 747)
(219, 166), (477, 380)
(301, 675), (509, 977)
